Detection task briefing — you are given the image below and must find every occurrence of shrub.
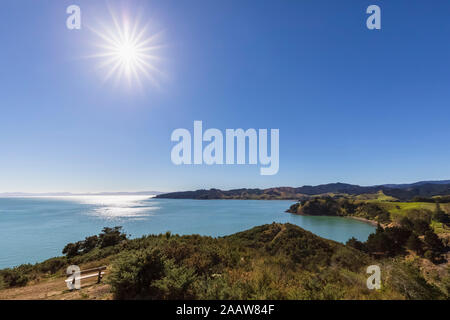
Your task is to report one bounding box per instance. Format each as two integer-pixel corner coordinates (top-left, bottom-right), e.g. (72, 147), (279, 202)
(37, 257), (67, 274)
(357, 203), (390, 221)
(377, 211), (391, 224)
(365, 226), (411, 257)
(407, 209), (433, 224)
(386, 261), (442, 300)
(346, 237), (367, 252)
(423, 230), (446, 263)
(152, 259), (197, 299)
(0, 268), (29, 288)
(108, 249), (165, 299)
(330, 247), (367, 271)
(433, 204), (450, 226)
(399, 217), (414, 231)
(406, 234), (423, 255)
(413, 219), (432, 235)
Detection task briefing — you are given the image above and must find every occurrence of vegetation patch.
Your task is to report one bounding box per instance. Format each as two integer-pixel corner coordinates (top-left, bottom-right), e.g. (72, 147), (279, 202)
(1, 223), (448, 300)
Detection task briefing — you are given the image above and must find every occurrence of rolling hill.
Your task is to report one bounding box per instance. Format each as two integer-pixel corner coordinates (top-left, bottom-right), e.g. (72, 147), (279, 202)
(156, 181), (450, 201)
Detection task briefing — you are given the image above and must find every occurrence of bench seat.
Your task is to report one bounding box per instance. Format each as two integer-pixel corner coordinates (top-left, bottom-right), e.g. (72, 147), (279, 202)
(65, 272), (105, 283)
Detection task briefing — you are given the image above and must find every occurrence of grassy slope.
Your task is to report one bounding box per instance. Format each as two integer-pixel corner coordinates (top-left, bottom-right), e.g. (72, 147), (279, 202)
(374, 200), (449, 234)
(355, 191), (398, 201)
(1, 223), (449, 300)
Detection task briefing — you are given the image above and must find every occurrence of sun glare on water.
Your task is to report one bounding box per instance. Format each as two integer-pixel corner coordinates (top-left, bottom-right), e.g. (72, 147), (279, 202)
(88, 10), (164, 88)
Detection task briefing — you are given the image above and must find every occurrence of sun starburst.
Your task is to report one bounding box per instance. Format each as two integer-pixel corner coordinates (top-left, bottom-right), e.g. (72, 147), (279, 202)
(88, 9), (164, 88)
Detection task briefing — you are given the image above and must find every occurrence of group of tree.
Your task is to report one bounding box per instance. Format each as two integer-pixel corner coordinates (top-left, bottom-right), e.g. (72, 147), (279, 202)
(288, 197), (392, 224)
(347, 216), (448, 263)
(62, 226), (128, 258)
(412, 196), (450, 204)
(434, 204), (450, 226)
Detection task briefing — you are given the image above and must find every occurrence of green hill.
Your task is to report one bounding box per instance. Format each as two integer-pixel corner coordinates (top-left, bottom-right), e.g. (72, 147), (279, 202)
(156, 181), (450, 201)
(1, 223), (448, 300)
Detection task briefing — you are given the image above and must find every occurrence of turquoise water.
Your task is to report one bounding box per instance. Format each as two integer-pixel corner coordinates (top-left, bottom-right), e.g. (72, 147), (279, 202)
(0, 196), (375, 269)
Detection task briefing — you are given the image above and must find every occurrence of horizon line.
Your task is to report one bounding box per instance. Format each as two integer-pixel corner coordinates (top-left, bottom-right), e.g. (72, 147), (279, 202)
(1, 178), (449, 195)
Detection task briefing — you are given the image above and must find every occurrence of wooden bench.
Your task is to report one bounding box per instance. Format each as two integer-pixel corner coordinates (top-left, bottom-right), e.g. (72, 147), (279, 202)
(65, 266), (107, 290)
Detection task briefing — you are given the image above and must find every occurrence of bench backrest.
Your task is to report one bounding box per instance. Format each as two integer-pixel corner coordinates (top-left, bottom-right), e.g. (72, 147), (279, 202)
(71, 266), (107, 274)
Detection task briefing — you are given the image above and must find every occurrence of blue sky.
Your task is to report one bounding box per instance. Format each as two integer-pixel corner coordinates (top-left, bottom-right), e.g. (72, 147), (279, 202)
(0, 0), (449, 193)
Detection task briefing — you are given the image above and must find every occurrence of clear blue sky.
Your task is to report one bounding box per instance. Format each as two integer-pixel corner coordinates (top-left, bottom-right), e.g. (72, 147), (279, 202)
(1, 0), (449, 193)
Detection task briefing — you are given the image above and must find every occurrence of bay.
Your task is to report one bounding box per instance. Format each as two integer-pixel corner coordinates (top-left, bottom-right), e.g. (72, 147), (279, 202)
(0, 196), (375, 269)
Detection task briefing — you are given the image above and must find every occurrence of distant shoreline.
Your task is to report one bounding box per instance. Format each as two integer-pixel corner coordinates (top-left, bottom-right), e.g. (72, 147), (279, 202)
(155, 180), (450, 201)
(286, 210), (379, 227)
(346, 216), (379, 227)
(0, 193), (161, 198)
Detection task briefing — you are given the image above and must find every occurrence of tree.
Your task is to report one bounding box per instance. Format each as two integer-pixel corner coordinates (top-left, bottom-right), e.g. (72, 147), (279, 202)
(399, 217), (414, 231)
(433, 204), (449, 225)
(424, 231), (445, 254)
(406, 234), (423, 254)
(365, 226), (411, 257)
(81, 235), (99, 253)
(366, 232), (392, 256)
(98, 226), (127, 248)
(346, 237), (366, 252)
(358, 204), (389, 221)
(62, 242), (81, 258)
(375, 223), (384, 234)
(377, 211), (391, 224)
(62, 227), (127, 257)
(413, 219), (431, 235)
(407, 209), (433, 223)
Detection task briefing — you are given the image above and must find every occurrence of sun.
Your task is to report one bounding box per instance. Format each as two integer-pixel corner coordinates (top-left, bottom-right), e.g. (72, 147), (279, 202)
(110, 40), (139, 75)
(88, 10), (164, 88)
(118, 42), (138, 63)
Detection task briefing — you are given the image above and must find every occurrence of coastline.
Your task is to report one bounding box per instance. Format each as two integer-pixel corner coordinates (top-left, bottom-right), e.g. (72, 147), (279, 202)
(286, 210), (380, 227)
(346, 216), (379, 227)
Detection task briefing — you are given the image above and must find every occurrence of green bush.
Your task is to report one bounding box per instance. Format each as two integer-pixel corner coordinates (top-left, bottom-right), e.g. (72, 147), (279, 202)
(406, 234), (423, 255)
(365, 226), (411, 257)
(406, 209), (433, 224)
(386, 261), (442, 300)
(37, 257), (67, 274)
(357, 203), (390, 222)
(413, 219), (432, 235)
(152, 259), (197, 299)
(433, 204), (450, 226)
(108, 249), (165, 299)
(0, 268), (30, 288)
(330, 247), (367, 271)
(62, 226), (127, 258)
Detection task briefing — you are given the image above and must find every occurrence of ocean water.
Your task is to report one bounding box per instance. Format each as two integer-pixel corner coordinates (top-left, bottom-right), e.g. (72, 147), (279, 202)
(0, 196), (375, 269)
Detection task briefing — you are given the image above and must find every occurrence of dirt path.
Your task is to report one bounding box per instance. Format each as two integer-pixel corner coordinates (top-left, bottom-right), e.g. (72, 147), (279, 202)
(0, 275), (112, 300)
